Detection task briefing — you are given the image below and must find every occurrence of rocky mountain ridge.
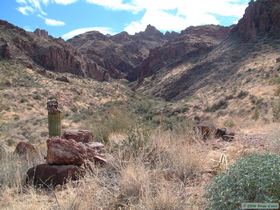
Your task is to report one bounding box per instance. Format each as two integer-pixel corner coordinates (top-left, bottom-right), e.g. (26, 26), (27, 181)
(0, 20), (109, 81)
(68, 24), (230, 81)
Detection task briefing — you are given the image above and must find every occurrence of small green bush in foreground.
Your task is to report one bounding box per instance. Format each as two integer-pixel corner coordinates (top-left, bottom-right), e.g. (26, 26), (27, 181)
(205, 153), (280, 210)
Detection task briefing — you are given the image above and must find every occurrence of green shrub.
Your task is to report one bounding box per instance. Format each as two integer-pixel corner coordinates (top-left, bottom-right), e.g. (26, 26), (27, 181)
(252, 108), (260, 120)
(224, 119), (235, 128)
(122, 124), (150, 156)
(205, 98), (228, 112)
(205, 153), (280, 210)
(92, 109), (135, 143)
(272, 100), (280, 122)
(236, 91), (249, 99)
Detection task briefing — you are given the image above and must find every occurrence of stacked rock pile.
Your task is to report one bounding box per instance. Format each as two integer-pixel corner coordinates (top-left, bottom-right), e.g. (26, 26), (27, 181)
(26, 129), (106, 188)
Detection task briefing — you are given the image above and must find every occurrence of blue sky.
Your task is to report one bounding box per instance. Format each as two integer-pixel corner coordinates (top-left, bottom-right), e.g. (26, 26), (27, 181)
(0, 0), (251, 40)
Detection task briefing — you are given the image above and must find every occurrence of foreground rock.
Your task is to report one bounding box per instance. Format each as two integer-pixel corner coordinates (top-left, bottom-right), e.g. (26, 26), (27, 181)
(63, 129), (94, 143)
(26, 136), (107, 188)
(46, 137), (107, 166)
(26, 164), (85, 187)
(46, 137), (86, 166)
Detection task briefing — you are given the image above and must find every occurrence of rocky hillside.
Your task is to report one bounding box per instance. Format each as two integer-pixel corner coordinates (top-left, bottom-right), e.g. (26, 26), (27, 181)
(137, 0), (280, 124)
(136, 25), (230, 82)
(68, 24), (230, 81)
(68, 25), (168, 81)
(0, 20), (109, 81)
(139, 0), (280, 97)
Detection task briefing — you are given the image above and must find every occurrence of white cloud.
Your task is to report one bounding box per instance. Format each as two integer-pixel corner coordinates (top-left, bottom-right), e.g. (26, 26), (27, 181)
(62, 27), (115, 40)
(23, 26), (33, 31)
(52, 0), (78, 5)
(45, 18), (65, 26)
(17, 6), (34, 15)
(16, 0), (78, 17)
(16, 0), (47, 15)
(16, 0), (27, 4)
(85, 0), (139, 12)
(84, 0), (249, 34)
(125, 9), (219, 34)
(15, 0), (250, 34)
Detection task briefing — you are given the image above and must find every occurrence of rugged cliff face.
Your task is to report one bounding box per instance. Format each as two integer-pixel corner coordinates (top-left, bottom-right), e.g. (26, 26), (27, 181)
(232, 0), (280, 41)
(0, 20), (109, 81)
(136, 25), (231, 82)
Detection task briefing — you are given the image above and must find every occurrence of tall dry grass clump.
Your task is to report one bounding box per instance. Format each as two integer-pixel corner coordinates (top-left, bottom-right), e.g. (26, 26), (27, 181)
(0, 144), (33, 190)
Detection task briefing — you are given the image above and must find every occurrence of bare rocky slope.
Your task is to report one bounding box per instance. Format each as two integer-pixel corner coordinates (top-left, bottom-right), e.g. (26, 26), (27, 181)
(0, 20), (109, 81)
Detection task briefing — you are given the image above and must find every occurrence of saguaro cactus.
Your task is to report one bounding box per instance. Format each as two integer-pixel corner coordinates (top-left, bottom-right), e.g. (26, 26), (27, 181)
(47, 97), (61, 137)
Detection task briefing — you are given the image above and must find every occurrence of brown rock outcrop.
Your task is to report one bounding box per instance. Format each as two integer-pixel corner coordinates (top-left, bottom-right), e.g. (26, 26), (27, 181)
(26, 164), (85, 187)
(46, 137), (106, 166)
(63, 129), (93, 143)
(14, 141), (39, 159)
(46, 137), (86, 166)
(34, 29), (49, 39)
(0, 20), (109, 81)
(137, 25), (231, 82)
(232, 0), (280, 41)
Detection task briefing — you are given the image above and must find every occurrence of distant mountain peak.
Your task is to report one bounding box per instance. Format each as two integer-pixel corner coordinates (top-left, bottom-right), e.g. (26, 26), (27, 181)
(144, 24), (158, 32)
(135, 24), (163, 39)
(34, 28), (49, 39)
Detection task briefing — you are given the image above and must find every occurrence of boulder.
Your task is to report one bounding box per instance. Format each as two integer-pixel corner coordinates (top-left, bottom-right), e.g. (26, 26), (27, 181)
(56, 76), (70, 83)
(62, 129), (93, 143)
(222, 132), (235, 142)
(215, 128), (235, 141)
(86, 142), (104, 151)
(46, 137), (86, 166)
(26, 164), (85, 187)
(46, 137), (105, 166)
(14, 141), (39, 159)
(193, 125), (214, 140)
(215, 128), (227, 138)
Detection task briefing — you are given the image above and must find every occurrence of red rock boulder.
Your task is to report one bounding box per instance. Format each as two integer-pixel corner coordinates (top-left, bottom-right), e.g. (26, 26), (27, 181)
(46, 137), (107, 166)
(46, 137), (86, 166)
(62, 129), (93, 143)
(26, 164), (85, 187)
